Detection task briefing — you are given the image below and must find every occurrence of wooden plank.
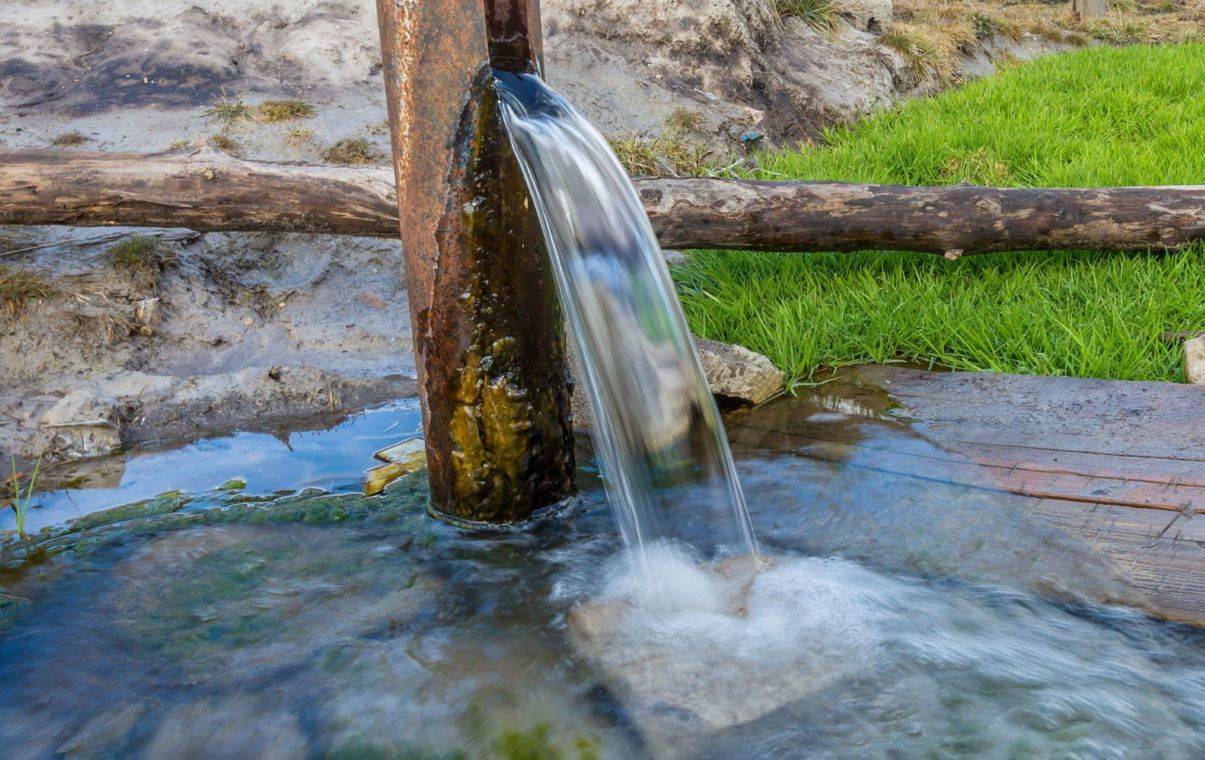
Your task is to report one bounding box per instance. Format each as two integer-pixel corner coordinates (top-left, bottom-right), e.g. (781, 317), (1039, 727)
(728, 370), (1205, 625)
(848, 366), (1205, 462)
(731, 422), (1203, 513)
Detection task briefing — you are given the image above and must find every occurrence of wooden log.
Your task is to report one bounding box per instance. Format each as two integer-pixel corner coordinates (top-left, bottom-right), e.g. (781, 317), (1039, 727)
(2, 150), (1203, 256)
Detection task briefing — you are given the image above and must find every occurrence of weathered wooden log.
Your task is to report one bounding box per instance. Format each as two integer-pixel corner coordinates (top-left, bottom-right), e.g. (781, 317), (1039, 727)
(2, 150), (1203, 256)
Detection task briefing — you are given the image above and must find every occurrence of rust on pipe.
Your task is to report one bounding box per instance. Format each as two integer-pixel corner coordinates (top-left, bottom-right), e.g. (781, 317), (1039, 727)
(376, 0), (574, 524)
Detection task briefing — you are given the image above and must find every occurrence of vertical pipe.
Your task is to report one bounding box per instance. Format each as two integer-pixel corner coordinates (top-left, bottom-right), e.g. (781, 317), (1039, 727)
(376, 0), (574, 524)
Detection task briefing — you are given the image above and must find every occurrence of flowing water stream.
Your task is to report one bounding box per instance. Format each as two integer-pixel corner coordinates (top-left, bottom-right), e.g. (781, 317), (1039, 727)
(0, 75), (1202, 758)
(496, 72), (758, 578)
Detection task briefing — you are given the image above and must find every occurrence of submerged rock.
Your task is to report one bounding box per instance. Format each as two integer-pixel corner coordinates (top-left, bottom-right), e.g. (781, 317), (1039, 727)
(367, 437), (427, 495)
(568, 552), (870, 755)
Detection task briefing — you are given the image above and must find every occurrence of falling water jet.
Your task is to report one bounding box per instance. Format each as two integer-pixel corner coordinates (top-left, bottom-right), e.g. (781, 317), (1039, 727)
(495, 72), (759, 572)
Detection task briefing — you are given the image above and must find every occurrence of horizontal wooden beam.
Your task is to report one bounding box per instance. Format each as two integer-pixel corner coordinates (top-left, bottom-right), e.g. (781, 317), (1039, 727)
(2, 150), (1202, 256)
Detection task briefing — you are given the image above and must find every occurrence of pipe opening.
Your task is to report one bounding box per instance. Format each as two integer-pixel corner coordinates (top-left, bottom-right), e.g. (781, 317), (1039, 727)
(484, 0), (542, 73)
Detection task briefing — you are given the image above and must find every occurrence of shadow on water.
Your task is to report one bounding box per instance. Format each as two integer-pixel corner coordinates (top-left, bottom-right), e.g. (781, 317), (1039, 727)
(1, 395), (1202, 758)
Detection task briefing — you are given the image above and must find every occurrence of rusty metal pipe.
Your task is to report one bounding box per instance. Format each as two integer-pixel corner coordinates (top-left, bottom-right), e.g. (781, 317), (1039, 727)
(376, 0), (574, 524)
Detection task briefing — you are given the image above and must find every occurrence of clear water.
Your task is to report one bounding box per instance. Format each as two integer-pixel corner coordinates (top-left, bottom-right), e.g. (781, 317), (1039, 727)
(495, 72), (758, 576)
(1, 401), (1202, 758)
(0, 400), (423, 535)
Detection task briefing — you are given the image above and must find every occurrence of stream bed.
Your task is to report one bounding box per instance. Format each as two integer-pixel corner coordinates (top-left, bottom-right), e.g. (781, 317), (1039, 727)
(1, 400), (1202, 758)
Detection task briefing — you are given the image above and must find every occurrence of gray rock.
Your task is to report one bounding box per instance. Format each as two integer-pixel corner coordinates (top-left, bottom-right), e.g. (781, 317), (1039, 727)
(834, 0), (893, 32)
(695, 337), (785, 405)
(134, 297), (162, 335)
(36, 389), (122, 460)
(1186, 335), (1205, 384)
(566, 555), (859, 756)
(569, 336), (784, 430)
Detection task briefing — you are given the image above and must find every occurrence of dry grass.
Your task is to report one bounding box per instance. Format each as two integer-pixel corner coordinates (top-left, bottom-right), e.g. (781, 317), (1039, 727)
(881, 21), (965, 82)
(0, 267), (53, 319)
(880, 0), (1203, 81)
(664, 108), (707, 136)
(608, 135), (718, 178)
(51, 131), (88, 148)
(207, 133), (240, 155)
(321, 137), (380, 165)
(286, 128), (314, 146)
(257, 99), (315, 123)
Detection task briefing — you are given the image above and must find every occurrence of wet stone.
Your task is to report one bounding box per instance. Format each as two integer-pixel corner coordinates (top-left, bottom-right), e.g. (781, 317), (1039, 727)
(567, 554), (864, 755)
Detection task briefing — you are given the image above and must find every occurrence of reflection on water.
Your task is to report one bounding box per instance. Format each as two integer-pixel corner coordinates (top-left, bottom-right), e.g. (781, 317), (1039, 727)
(1, 400), (422, 535)
(1, 398), (1202, 757)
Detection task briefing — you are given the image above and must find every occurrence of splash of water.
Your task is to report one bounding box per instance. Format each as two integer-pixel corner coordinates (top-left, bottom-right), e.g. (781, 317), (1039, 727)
(495, 72), (757, 572)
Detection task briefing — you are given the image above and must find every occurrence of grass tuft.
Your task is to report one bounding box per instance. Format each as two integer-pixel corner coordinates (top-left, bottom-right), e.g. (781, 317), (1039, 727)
(51, 131), (88, 148)
(108, 236), (171, 291)
(774, 0), (838, 33)
(207, 133), (240, 154)
(609, 135), (717, 178)
(286, 128), (314, 146)
(0, 267), (53, 319)
(664, 108), (706, 136)
(257, 99), (315, 123)
(203, 93), (253, 124)
(678, 44), (1205, 384)
(5, 456), (41, 540)
(880, 21), (966, 82)
(321, 138), (380, 165)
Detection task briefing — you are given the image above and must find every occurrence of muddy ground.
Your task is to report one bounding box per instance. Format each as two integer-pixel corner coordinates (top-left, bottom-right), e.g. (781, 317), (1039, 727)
(0, 0), (1071, 465)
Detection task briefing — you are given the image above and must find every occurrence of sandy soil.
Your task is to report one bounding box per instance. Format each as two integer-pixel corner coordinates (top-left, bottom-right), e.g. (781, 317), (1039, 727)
(0, 0), (1068, 465)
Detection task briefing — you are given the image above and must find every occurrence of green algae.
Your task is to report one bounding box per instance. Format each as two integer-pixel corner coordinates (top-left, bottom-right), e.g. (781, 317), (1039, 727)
(67, 490), (190, 532)
(0, 473), (431, 572)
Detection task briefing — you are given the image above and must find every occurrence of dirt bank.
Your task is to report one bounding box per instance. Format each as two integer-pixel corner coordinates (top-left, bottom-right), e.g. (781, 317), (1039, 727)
(0, 0), (1160, 465)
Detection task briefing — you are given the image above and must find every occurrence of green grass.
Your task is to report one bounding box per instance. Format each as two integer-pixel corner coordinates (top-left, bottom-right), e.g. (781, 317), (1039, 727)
(6, 456), (41, 539)
(774, 0), (837, 34)
(676, 44), (1205, 384)
(203, 93), (253, 124)
(108, 235), (169, 288)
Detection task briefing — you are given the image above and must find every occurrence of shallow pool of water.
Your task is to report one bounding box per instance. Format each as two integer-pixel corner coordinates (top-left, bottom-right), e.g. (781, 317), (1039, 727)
(1, 399), (423, 535)
(1, 401), (1201, 758)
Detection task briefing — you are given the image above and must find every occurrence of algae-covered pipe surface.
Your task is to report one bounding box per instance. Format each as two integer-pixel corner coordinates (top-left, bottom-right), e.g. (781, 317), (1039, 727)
(375, 0), (573, 523)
